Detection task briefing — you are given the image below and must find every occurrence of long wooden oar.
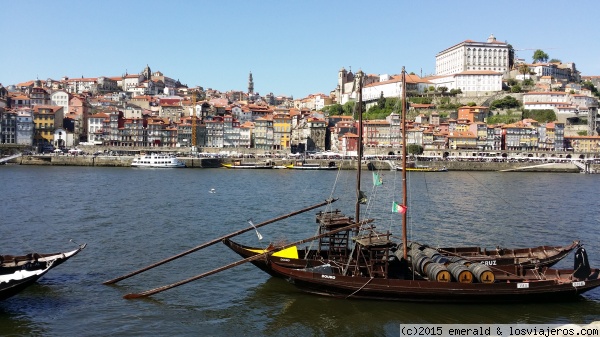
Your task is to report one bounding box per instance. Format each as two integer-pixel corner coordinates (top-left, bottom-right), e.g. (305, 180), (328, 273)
(104, 199), (337, 285)
(123, 220), (366, 299)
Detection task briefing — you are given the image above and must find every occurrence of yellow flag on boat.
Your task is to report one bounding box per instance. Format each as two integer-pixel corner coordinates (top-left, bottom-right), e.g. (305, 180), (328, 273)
(392, 202), (407, 214)
(373, 172), (383, 186)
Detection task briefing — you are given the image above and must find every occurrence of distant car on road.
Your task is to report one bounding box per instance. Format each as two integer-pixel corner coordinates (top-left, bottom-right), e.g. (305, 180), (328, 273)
(69, 148), (84, 155)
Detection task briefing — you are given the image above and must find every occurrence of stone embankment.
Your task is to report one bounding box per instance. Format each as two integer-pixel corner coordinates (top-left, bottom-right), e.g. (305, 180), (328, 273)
(10, 155), (597, 173)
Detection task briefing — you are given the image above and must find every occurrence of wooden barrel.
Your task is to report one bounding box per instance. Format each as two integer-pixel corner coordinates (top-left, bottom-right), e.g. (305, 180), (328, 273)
(427, 263), (451, 282)
(408, 242), (422, 251)
(448, 262), (473, 283)
(432, 254), (450, 265)
(448, 256), (471, 266)
(447, 256), (465, 263)
(468, 263), (495, 283)
(411, 251), (430, 274)
(422, 247), (441, 260)
(419, 257), (434, 274)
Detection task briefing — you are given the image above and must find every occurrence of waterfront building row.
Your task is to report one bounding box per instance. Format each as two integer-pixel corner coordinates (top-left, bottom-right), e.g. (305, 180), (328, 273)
(4, 102), (600, 155)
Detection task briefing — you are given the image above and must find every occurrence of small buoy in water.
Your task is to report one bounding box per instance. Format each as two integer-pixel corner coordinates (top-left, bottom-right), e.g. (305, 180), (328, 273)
(209, 188), (216, 193)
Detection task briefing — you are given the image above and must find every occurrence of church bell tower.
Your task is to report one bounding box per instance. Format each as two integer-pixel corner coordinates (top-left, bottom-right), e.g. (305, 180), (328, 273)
(248, 72), (254, 96)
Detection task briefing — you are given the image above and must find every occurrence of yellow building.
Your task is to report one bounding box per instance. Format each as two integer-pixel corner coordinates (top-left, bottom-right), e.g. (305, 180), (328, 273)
(565, 136), (600, 153)
(273, 113), (291, 150)
(33, 105), (64, 147)
(447, 131), (477, 149)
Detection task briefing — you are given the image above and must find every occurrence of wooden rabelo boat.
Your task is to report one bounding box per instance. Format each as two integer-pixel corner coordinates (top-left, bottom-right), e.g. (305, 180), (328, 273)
(248, 69), (600, 303)
(284, 161), (338, 170)
(113, 69), (600, 303)
(221, 160), (275, 169)
(222, 236), (580, 277)
(0, 243), (86, 301)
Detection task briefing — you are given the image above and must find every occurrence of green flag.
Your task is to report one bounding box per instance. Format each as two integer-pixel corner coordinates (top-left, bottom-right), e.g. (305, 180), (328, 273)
(392, 202), (407, 214)
(373, 172), (383, 186)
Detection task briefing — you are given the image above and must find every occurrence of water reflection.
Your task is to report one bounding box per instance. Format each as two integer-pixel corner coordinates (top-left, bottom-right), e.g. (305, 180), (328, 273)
(237, 278), (600, 336)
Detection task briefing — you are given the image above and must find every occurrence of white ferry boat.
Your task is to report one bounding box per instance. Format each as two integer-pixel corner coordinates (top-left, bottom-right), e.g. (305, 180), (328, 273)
(131, 153), (186, 168)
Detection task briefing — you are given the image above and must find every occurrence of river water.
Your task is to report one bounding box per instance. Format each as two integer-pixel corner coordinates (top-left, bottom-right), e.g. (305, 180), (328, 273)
(1, 165), (599, 336)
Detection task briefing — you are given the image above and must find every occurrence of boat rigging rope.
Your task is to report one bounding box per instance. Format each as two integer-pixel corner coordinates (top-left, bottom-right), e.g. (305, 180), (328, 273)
(345, 276), (374, 299)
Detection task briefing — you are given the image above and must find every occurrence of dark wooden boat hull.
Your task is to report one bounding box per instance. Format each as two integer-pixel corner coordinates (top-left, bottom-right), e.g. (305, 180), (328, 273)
(223, 239), (579, 276)
(418, 241), (580, 268)
(0, 266), (51, 301)
(270, 262), (600, 303)
(222, 239), (312, 277)
(0, 245), (86, 301)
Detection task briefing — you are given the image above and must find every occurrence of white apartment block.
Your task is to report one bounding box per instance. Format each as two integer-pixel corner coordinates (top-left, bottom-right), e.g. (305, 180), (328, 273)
(427, 71), (503, 95)
(363, 75), (403, 101)
(65, 77), (98, 94)
(50, 90), (71, 113)
(436, 34), (510, 76)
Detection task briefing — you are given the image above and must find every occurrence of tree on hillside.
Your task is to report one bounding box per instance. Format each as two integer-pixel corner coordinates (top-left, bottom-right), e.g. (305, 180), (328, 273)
(377, 91), (385, 109)
(508, 44), (515, 70)
(532, 49), (549, 63)
(549, 58), (561, 63)
(583, 81), (600, 98)
(490, 96), (521, 110)
(438, 86), (448, 94)
(323, 103), (344, 116)
(523, 109), (556, 123)
(518, 64), (530, 80)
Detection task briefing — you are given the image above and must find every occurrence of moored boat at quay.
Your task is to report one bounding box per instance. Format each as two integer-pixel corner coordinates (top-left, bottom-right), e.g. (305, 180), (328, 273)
(131, 153), (185, 168)
(221, 160), (275, 169)
(285, 161), (338, 170)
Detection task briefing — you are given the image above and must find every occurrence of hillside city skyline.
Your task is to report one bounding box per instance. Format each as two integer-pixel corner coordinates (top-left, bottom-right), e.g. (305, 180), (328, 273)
(2, 0), (600, 98)
(1, 36), (596, 102)
(1, 32), (599, 157)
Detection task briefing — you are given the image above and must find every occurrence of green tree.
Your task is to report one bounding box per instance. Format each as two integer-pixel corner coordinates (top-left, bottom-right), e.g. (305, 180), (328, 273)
(449, 88), (462, 95)
(487, 113), (522, 124)
(518, 63), (530, 80)
(407, 144), (423, 155)
(532, 49), (549, 63)
(467, 102), (476, 106)
(377, 91), (385, 110)
(438, 86), (448, 94)
(508, 44), (515, 70)
(490, 96), (521, 110)
(582, 81), (600, 98)
(549, 58), (561, 63)
(343, 101), (355, 116)
(323, 103), (344, 116)
(522, 109), (556, 123)
(511, 84), (522, 93)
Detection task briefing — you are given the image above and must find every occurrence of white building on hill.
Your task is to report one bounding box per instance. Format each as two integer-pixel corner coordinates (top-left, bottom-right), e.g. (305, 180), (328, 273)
(436, 34), (510, 76)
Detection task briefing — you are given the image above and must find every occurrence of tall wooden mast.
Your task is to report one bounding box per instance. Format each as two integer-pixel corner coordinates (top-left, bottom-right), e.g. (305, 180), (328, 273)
(191, 91), (197, 150)
(401, 67), (408, 260)
(354, 70), (364, 227)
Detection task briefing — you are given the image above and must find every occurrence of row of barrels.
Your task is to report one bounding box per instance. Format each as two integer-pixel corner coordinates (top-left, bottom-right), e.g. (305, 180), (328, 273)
(409, 244), (495, 283)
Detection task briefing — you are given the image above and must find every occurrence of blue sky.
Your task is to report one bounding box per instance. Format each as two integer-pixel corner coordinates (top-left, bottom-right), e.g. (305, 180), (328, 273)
(2, 0), (598, 99)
